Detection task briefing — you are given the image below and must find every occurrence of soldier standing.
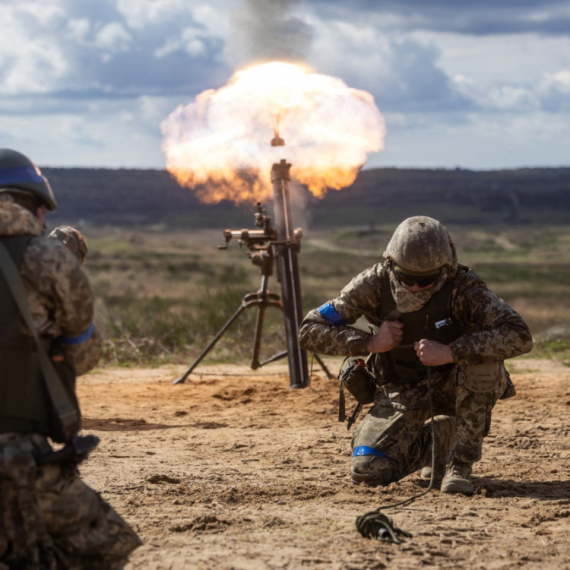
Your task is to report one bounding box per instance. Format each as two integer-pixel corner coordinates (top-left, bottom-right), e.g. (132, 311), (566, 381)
(0, 149), (140, 568)
(299, 216), (533, 494)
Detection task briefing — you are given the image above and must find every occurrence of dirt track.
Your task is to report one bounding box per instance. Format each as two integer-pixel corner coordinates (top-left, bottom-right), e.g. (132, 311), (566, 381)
(78, 360), (570, 570)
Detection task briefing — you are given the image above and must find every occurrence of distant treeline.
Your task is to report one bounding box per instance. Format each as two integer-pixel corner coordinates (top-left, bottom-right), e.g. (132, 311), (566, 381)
(44, 166), (570, 228)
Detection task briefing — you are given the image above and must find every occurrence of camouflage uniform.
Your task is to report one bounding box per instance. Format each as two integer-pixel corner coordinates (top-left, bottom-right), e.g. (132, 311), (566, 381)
(299, 261), (533, 485)
(48, 226), (89, 265)
(0, 195), (141, 568)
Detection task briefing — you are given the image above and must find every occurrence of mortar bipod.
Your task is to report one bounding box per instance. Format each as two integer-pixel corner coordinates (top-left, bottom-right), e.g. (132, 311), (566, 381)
(172, 260), (333, 385)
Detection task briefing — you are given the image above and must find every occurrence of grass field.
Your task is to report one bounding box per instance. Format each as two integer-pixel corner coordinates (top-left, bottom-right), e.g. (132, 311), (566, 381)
(78, 221), (570, 368)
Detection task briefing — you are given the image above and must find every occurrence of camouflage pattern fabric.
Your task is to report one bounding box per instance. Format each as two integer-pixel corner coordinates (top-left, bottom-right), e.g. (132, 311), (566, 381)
(388, 264), (449, 313)
(0, 434), (56, 569)
(0, 434), (141, 570)
(383, 216), (457, 275)
(299, 261), (532, 484)
(299, 262), (533, 364)
(63, 327), (103, 376)
(350, 365), (507, 484)
(0, 197), (139, 567)
(48, 226), (88, 264)
(0, 195), (101, 373)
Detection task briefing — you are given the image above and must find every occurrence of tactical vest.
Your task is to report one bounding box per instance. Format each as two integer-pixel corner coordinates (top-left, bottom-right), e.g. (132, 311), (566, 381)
(0, 235), (79, 442)
(374, 266), (467, 385)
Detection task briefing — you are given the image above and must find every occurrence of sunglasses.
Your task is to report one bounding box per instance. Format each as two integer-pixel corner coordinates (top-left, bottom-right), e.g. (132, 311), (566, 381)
(395, 270), (439, 288)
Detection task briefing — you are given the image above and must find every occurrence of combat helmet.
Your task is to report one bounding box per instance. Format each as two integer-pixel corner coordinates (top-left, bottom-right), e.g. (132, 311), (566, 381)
(384, 216), (457, 275)
(49, 226), (88, 263)
(0, 149), (57, 211)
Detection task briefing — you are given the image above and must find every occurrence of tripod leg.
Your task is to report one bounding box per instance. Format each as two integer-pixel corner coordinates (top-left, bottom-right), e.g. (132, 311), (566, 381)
(312, 353), (335, 380)
(259, 350), (288, 366)
(173, 304), (247, 385)
(250, 303), (266, 370)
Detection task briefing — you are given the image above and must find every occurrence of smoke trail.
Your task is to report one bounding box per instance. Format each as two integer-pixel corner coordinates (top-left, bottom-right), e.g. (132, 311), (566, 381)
(226, 0), (313, 65)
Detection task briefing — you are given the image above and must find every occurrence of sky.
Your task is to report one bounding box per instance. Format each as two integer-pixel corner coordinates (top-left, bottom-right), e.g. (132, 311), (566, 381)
(0, 0), (569, 171)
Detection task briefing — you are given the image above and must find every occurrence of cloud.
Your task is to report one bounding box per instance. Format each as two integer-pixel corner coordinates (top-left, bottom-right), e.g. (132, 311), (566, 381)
(0, 0), (568, 171)
(95, 22), (132, 52)
(451, 66), (570, 114)
(0, 3), (69, 94)
(311, 0), (570, 36)
(539, 71), (570, 111)
(154, 27), (209, 58)
(0, 0), (229, 102)
(307, 19), (470, 114)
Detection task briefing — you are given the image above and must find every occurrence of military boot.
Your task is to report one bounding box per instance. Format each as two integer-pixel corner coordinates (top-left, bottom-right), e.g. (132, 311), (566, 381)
(441, 462), (474, 495)
(419, 415), (456, 482)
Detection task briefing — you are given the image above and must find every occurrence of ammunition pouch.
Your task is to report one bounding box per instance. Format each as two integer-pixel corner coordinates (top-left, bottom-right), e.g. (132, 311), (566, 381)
(461, 361), (502, 393)
(339, 358), (377, 422)
(459, 360), (515, 400)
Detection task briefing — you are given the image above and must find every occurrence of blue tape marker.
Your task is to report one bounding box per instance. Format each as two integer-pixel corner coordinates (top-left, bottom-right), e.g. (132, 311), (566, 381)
(0, 166), (46, 186)
(317, 302), (346, 326)
(353, 446), (393, 461)
(58, 322), (95, 345)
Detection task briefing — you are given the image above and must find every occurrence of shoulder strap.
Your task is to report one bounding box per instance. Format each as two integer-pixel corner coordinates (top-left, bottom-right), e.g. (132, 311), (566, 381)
(0, 241), (80, 439)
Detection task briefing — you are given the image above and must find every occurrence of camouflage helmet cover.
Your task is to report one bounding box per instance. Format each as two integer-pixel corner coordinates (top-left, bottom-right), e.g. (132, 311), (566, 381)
(48, 226), (88, 263)
(384, 216), (457, 275)
(0, 149), (57, 211)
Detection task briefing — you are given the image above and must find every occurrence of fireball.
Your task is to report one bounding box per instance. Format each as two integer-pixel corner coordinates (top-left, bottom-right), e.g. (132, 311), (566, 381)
(161, 61), (386, 204)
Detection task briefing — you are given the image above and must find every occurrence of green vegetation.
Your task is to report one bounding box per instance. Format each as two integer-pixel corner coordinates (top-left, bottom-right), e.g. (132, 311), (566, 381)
(80, 223), (570, 367)
(531, 339), (570, 367)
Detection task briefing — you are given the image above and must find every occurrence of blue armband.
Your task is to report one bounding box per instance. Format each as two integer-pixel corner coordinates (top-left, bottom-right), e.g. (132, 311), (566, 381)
(353, 446), (394, 461)
(317, 302), (346, 326)
(58, 322), (95, 345)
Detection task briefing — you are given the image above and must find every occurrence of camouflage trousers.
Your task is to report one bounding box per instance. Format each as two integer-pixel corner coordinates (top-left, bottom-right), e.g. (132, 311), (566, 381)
(0, 433), (141, 570)
(351, 361), (509, 485)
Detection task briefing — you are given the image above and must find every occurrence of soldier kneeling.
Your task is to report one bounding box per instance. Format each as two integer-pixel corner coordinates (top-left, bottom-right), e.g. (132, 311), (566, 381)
(0, 149), (141, 569)
(299, 216), (533, 495)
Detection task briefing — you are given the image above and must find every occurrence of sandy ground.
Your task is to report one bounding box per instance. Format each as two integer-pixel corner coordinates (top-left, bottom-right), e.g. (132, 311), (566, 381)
(77, 358), (570, 570)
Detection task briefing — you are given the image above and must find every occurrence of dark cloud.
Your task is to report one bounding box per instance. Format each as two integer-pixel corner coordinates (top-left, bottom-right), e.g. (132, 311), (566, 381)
(311, 0), (570, 36)
(338, 0), (563, 8)
(374, 41), (471, 113)
(82, 38), (229, 97)
(311, 35), (471, 115)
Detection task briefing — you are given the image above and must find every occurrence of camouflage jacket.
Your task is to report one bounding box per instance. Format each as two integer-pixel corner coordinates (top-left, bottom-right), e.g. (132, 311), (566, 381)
(299, 263), (533, 365)
(0, 196), (101, 375)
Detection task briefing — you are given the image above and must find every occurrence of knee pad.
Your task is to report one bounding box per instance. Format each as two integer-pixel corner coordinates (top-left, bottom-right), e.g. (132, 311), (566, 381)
(351, 446), (395, 486)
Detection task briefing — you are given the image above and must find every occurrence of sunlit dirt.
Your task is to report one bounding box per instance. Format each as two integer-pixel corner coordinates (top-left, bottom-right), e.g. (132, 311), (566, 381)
(78, 359), (570, 570)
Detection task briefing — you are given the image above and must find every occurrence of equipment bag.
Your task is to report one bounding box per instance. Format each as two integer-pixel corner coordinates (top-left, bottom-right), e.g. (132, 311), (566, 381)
(338, 357), (377, 422)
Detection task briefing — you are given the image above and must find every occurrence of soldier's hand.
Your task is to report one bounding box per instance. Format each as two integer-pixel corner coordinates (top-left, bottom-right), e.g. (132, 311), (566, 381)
(414, 339), (455, 366)
(366, 320), (404, 353)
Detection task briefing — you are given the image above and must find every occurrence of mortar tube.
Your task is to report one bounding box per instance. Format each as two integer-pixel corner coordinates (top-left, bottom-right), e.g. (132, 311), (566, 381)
(271, 159), (309, 389)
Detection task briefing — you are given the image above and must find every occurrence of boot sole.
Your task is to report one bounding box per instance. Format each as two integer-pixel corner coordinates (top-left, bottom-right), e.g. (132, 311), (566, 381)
(440, 479), (475, 495)
(351, 472), (384, 486)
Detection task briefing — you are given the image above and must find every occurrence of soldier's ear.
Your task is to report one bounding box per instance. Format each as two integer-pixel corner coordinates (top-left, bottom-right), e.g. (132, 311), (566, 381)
(35, 204), (47, 226)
